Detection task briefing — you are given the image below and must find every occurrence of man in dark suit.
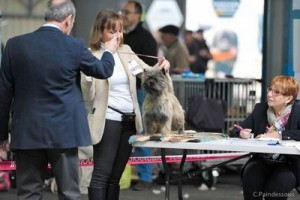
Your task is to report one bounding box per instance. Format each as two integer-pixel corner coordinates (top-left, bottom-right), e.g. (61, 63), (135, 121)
(0, 0), (118, 199)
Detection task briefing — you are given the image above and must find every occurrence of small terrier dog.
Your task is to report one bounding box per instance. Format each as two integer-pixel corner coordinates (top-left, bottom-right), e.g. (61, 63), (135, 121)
(142, 67), (185, 135)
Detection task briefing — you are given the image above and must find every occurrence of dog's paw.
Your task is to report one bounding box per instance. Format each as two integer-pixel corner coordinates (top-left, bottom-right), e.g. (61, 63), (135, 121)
(178, 128), (184, 134)
(149, 135), (163, 141)
(184, 130), (197, 134)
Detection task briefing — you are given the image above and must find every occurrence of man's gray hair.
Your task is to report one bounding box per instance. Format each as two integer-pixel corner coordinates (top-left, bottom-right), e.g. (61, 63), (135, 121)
(44, 0), (76, 22)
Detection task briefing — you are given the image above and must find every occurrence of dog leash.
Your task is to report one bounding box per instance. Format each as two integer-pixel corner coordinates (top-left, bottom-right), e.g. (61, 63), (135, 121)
(108, 105), (126, 115)
(118, 51), (160, 60)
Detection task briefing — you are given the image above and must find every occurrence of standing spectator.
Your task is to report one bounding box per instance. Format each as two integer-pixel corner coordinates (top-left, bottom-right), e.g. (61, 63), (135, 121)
(0, 142), (10, 192)
(158, 25), (190, 75)
(184, 30), (199, 72)
(82, 9), (170, 200)
(194, 29), (212, 74)
(0, 0), (118, 199)
(211, 29), (238, 77)
(122, 0), (157, 191)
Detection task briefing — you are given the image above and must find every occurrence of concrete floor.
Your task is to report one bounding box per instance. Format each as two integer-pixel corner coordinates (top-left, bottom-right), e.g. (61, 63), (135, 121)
(2, 170), (300, 200)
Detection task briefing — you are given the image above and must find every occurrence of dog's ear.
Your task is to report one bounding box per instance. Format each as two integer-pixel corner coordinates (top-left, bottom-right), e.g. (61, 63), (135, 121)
(161, 68), (166, 76)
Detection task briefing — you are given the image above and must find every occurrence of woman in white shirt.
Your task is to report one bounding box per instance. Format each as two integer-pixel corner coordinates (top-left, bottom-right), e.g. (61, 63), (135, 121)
(81, 9), (170, 200)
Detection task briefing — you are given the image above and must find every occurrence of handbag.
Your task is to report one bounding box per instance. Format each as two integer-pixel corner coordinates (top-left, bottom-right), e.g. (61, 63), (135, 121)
(187, 96), (227, 132)
(108, 105), (136, 123)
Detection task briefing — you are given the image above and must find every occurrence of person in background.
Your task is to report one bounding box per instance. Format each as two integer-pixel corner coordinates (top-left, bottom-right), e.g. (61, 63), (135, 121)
(184, 30), (199, 72)
(184, 29), (211, 74)
(122, 0), (157, 191)
(193, 29), (212, 74)
(0, 0), (118, 199)
(211, 29), (238, 77)
(230, 75), (300, 200)
(0, 142), (10, 192)
(158, 24), (190, 75)
(81, 9), (170, 200)
(0, 43), (3, 61)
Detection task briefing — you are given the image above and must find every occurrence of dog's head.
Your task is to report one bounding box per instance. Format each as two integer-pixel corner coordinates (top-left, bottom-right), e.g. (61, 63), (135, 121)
(142, 68), (169, 95)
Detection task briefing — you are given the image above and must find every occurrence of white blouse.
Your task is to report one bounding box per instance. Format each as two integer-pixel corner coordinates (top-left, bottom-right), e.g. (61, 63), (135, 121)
(106, 53), (134, 121)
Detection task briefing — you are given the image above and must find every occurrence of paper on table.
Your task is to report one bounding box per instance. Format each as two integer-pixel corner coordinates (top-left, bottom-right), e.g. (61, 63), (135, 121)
(281, 141), (300, 152)
(226, 137), (279, 145)
(257, 137), (280, 142)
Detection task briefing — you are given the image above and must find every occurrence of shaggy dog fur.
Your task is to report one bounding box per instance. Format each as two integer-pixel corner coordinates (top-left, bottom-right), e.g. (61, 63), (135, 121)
(142, 68), (185, 135)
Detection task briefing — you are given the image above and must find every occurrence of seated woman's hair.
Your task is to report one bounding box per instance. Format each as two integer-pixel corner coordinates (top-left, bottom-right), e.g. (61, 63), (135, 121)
(271, 75), (299, 103)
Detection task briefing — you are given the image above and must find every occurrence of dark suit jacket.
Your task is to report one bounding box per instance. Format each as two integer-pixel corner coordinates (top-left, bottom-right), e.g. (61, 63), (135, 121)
(0, 26), (115, 150)
(230, 102), (300, 187)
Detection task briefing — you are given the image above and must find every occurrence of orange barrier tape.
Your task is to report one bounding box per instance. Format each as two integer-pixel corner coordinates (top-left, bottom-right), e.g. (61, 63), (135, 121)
(0, 153), (246, 171)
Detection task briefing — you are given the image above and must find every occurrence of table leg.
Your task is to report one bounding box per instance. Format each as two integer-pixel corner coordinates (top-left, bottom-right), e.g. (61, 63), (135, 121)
(161, 148), (170, 200)
(177, 149), (187, 200)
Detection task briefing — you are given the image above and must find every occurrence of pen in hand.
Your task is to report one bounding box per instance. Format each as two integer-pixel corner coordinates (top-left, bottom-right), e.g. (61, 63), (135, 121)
(234, 124), (243, 130)
(234, 124), (253, 139)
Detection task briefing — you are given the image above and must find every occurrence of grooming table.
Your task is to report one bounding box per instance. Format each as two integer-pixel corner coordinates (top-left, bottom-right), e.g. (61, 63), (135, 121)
(132, 134), (300, 200)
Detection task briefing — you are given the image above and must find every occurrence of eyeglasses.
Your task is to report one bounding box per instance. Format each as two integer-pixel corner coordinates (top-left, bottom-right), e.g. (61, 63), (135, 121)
(121, 9), (136, 15)
(267, 87), (285, 96)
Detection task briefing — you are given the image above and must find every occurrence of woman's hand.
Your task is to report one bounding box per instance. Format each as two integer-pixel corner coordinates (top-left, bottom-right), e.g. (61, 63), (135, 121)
(158, 57), (170, 71)
(256, 126), (280, 139)
(239, 129), (253, 139)
(256, 131), (280, 139)
(104, 35), (118, 53)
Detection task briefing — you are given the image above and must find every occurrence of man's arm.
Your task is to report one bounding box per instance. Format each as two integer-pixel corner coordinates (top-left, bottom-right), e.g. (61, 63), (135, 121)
(80, 36), (118, 79)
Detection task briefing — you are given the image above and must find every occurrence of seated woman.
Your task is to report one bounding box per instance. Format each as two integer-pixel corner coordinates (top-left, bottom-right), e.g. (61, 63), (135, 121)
(230, 75), (300, 200)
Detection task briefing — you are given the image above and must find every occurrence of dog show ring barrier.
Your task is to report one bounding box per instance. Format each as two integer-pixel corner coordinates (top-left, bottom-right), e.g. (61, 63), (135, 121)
(0, 152), (246, 171)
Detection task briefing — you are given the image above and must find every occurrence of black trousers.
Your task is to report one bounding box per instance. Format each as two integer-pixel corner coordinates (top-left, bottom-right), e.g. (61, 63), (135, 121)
(242, 156), (296, 200)
(15, 148), (80, 200)
(90, 119), (135, 187)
